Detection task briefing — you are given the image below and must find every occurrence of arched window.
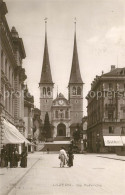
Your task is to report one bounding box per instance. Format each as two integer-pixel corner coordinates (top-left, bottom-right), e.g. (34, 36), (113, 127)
(72, 87), (76, 95)
(43, 87), (46, 95)
(77, 87), (81, 95)
(60, 110), (64, 118)
(47, 87), (51, 96)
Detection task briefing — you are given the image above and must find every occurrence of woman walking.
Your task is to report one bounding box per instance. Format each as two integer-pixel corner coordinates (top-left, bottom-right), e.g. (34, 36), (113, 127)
(59, 146), (68, 168)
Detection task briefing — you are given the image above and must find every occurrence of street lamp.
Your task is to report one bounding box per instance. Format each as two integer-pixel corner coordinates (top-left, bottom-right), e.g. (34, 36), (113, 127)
(96, 133), (100, 153)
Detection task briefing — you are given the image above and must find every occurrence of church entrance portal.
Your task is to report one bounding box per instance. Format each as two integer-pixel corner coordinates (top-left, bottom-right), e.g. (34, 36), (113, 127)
(57, 123), (66, 136)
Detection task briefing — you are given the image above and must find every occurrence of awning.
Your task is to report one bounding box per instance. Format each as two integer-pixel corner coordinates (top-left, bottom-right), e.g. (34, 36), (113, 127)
(121, 136), (125, 145)
(103, 136), (123, 146)
(2, 119), (31, 144)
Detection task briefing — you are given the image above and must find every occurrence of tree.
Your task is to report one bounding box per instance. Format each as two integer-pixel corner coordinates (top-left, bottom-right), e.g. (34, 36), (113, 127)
(73, 123), (80, 143)
(43, 112), (51, 140)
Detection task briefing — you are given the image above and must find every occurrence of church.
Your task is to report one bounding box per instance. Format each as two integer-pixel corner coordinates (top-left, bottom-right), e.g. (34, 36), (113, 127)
(39, 22), (83, 139)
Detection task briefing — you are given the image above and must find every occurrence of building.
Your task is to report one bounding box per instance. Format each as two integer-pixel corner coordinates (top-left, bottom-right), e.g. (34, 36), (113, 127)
(86, 65), (125, 153)
(82, 116), (87, 151)
(0, 1), (28, 153)
(39, 22), (83, 140)
(24, 85), (34, 151)
(33, 108), (43, 142)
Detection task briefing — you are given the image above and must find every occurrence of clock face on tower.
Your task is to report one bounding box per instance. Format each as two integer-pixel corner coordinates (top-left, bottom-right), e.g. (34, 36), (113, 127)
(58, 100), (64, 105)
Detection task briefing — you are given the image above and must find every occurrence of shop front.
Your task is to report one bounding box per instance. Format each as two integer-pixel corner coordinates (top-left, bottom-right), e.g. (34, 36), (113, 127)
(1, 119), (31, 154)
(103, 136), (125, 156)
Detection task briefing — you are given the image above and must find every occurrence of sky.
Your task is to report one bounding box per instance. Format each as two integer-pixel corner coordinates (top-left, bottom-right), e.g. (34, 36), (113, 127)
(5, 0), (125, 115)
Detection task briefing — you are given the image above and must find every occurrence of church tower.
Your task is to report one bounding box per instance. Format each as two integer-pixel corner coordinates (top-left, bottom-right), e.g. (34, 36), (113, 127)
(68, 22), (83, 124)
(39, 20), (54, 121)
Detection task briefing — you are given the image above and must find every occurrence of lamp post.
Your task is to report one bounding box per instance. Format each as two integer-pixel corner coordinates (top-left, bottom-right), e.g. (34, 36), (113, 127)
(96, 133), (100, 153)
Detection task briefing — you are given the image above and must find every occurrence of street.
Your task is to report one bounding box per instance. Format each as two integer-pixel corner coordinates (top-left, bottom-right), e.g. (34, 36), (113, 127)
(0, 152), (125, 195)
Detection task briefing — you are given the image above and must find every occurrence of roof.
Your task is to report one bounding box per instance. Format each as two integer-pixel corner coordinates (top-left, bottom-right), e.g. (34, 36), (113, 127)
(40, 32), (53, 84)
(89, 67), (125, 93)
(11, 27), (26, 59)
(102, 68), (125, 77)
(69, 33), (83, 84)
(53, 93), (68, 103)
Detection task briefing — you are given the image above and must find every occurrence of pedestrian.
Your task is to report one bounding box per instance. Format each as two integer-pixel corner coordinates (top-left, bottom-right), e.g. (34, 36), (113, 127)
(20, 147), (27, 168)
(67, 145), (74, 167)
(14, 148), (19, 167)
(58, 146), (68, 168)
(1, 145), (8, 167)
(47, 148), (49, 154)
(10, 148), (15, 168)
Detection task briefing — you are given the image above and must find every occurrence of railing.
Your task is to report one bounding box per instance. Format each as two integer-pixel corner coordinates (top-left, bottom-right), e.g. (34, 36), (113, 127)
(104, 118), (117, 122)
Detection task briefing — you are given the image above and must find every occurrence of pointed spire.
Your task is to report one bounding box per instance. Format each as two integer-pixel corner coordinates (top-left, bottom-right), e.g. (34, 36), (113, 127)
(69, 19), (83, 84)
(40, 18), (53, 84)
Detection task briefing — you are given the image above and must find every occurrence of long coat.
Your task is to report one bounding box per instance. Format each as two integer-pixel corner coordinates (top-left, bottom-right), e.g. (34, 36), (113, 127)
(20, 151), (27, 168)
(67, 150), (74, 167)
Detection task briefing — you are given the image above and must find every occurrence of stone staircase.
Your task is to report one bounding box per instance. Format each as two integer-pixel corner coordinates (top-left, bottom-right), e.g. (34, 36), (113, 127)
(38, 137), (71, 152)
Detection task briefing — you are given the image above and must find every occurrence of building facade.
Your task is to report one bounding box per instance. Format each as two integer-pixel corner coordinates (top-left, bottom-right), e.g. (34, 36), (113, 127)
(0, 1), (27, 152)
(87, 65), (125, 153)
(39, 24), (83, 139)
(24, 86), (34, 141)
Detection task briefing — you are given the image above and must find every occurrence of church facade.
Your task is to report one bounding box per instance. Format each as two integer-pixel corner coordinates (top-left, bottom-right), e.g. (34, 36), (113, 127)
(39, 23), (83, 138)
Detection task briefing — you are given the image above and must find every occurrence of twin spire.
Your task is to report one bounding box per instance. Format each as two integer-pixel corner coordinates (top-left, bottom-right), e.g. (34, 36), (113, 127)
(40, 19), (83, 85)
(69, 20), (83, 84)
(40, 18), (53, 84)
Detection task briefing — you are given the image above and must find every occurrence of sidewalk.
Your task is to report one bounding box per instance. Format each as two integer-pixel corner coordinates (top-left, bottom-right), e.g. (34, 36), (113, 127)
(97, 154), (125, 161)
(0, 153), (39, 195)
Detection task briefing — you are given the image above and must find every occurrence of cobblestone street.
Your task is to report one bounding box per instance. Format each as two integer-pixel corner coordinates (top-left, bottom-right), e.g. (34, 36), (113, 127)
(0, 152), (125, 195)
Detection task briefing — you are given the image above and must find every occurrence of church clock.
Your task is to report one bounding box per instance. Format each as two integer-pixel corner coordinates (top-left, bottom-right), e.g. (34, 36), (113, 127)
(58, 100), (64, 105)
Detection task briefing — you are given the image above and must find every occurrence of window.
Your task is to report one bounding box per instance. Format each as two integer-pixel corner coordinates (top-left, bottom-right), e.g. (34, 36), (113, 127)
(47, 87), (51, 96)
(121, 127), (125, 135)
(5, 59), (7, 74)
(65, 109), (68, 118)
(109, 126), (114, 134)
(9, 95), (11, 113)
(123, 109), (125, 118)
(9, 66), (11, 82)
(77, 87), (81, 95)
(60, 110), (64, 118)
(43, 87), (46, 95)
(12, 73), (14, 87)
(109, 98), (113, 104)
(75, 100), (78, 104)
(109, 83), (113, 90)
(72, 87), (76, 95)
(1, 50), (4, 70)
(124, 84), (125, 91)
(108, 111), (113, 120)
(55, 110), (58, 118)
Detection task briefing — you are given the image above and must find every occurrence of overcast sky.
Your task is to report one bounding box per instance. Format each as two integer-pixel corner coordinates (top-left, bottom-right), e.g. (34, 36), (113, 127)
(5, 0), (125, 115)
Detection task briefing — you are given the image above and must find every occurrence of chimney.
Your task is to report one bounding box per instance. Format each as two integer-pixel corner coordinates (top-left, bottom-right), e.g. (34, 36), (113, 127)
(111, 65), (116, 72)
